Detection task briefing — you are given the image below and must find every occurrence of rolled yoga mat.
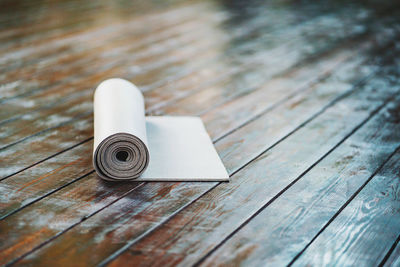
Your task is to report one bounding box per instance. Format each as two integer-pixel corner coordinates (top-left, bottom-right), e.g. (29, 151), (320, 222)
(93, 78), (229, 182)
(93, 78), (149, 181)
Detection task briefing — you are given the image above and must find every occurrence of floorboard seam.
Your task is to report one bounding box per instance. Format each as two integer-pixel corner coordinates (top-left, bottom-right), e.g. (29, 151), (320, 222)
(194, 94), (396, 267)
(98, 69), (391, 267)
(379, 233), (400, 267)
(5, 181), (146, 267)
(1, 50), (389, 265)
(0, 17), (380, 152)
(288, 144), (400, 266)
(1, 35), (386, 182)
(0, 3), (324, 105)
(0, 170), (95, 220)
(0, 110), (92, 152)
(0, 137), (93, 182)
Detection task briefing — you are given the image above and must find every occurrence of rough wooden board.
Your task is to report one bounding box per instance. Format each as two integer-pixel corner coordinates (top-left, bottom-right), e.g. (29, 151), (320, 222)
(1, 21), (395, 220)
(200, 97), (400, 266)
(3, 29), (385, 226)
(383, 238), (400, 267)
(0, 0), (322, 115)
(0, 1), (203, 68)
(0, 47), (360, 266)
(0, 45), (366, 219)
(0, 47), (381, 267)
(1, 27), (398, 264)
(1, 6), (368, 131)
(0, 0), (380, 122)
(2, 10), (389, 179)
(1, 0), (400, 265)
(9, 45), (400, 266)
(100, 64), (400, 267)
(0, 114), (93, 180)
(292, 148), (400, 266)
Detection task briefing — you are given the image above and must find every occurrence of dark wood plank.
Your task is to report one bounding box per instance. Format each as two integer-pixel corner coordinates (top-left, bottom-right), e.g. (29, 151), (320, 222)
(7, 43), (400, 267)
(0, 8), (225, 115)
(167, 36), (374, 140)
(290, 148), (400, 266)
(0, 41), (360, 217)
(0, 0), (377, 129)
(0, 114), (93, 180)
(1, 26), (392, 218)
(0, 38), (372, 265)
(199, 100), (400, 266)
(1, 6), (386, 179)
(1, 9), (228, 110)
(0, 0), (314, 104)
(0, 1), (201, 64)
(99, 63), (400, 267)
(1, 1), (400, 266)
(144, 8), (376, 114)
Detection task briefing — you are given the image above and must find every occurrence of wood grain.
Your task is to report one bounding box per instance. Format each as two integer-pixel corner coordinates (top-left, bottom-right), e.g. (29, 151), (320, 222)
(0, 0), (377, 139)
(200, 98), (400, 267)
(292, 148), (400, 266)
(3, 24), (387, 225)
(1, 19), (394, 223)
(1, 0), (400, 266)
(9, 41), (400, 267)
(0, 0), (318, 110)
(1, 15), (395, 180)
(383, 237), (400, 267)
(103, 60), (400, 267)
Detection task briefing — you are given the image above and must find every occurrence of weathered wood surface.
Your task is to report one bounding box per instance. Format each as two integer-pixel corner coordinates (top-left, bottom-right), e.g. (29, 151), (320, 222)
(200, 86), (400, 266)
(104, 55), (400, 267)
(1, 0), (400, 266)
(384, 238), (400, 267)
(0, 33), (390, 219)
(1, 0), (375, 178)
(293, 148), (400, 266)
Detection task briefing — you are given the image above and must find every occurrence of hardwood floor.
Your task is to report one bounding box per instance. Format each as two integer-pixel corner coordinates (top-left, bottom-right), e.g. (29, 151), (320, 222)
(1, 0), (399, 266)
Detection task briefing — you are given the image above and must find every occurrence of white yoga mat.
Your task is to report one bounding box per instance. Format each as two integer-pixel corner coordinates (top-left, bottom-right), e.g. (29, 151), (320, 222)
(93, 78), (229, 182)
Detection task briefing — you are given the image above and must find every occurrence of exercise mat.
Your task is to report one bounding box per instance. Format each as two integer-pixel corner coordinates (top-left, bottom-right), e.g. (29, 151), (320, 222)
(93, 78), (229, 182)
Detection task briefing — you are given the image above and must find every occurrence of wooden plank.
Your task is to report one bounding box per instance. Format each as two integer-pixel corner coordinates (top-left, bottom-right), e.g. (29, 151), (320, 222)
(165, 37), (370, 139)
(290, 149), (400, 266)
(1, 8), (383, 178)
(144, 8), (375, 113)
(0, 30), (388, 214)
(0, 31), (363, 179)
(0, 1), (104, 27)
(0, 1), (202, 62)
(0, 1), (102, 37)
(5, 44), (399, 266)
(0, 4), (186, 68)
(0, 140), (94, 218)
(1, 2), (399, 266)
(1, 29), (228, 148)
(0, 0), (375, 121)
(0, 1), (203, 51)
(0, 0), (318, 102)
(0, 8), (226, 105)
(0, 38), (376, 237)
(0, 114), (93, 180)
(98, 69), (400, 267)
(0, 10), (382, 161)
(1, 14), (225, 108)
(383, 238), (400, 267)
(0, 15), (216, 98)
(0, 44), (357, 218)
